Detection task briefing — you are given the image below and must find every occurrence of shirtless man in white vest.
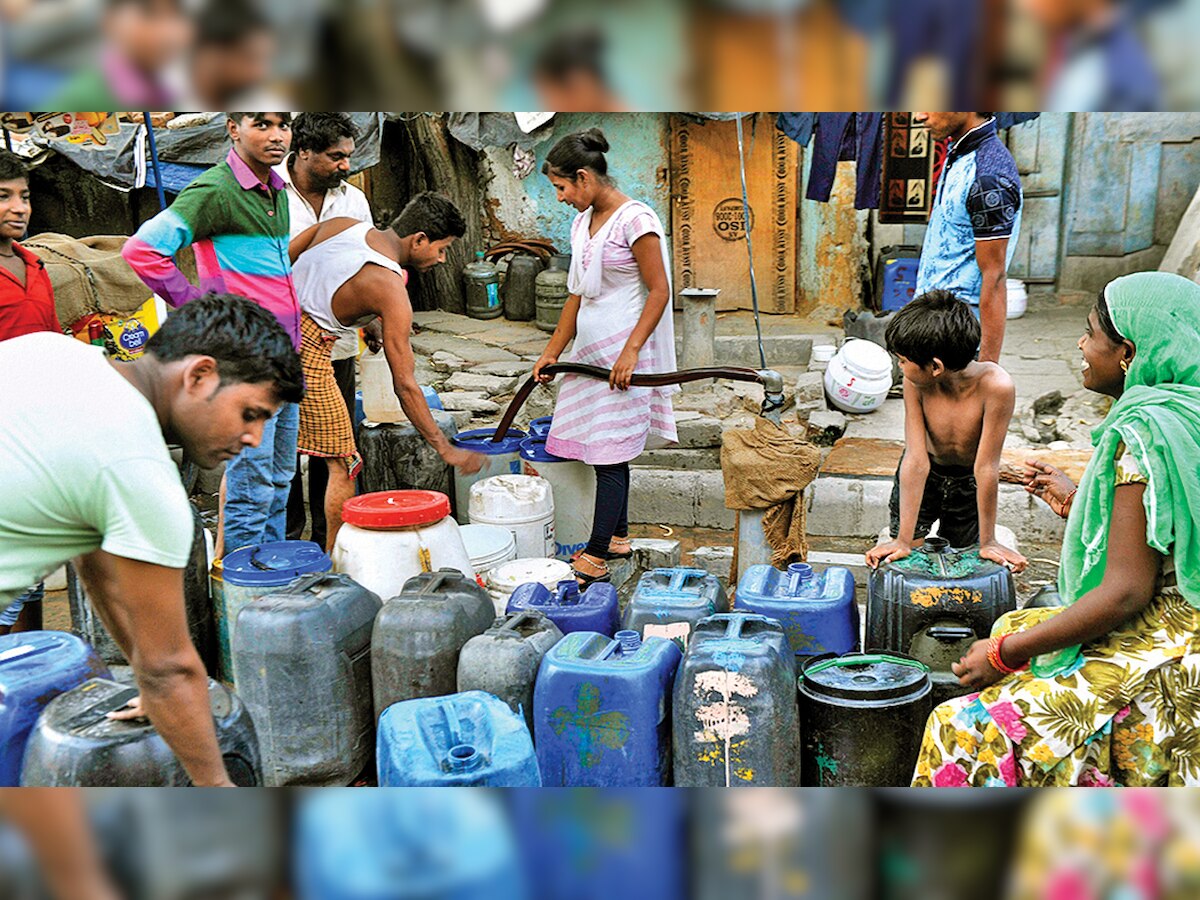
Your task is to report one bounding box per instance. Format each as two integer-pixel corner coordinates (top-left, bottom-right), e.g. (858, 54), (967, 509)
(289, 191), (483, 550)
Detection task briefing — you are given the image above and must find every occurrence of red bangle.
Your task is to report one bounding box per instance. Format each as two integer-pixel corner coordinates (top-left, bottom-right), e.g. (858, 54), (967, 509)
(1061, 487), (1078, 518)
(987, 634), (1028, 675)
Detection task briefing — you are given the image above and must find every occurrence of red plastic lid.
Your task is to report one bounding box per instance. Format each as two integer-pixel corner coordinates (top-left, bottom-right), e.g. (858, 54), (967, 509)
(342, 490), (451, 529)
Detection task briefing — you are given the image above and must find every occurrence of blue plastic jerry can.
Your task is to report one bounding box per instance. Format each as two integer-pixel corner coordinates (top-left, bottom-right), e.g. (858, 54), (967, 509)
(507, 579), (619, 637)
(623, 567), (728, 649)
(0, 632), (109, 786)
(533, 630), (681, 787)
(734, 562), (859, 658)
(377, 690), (541, 787)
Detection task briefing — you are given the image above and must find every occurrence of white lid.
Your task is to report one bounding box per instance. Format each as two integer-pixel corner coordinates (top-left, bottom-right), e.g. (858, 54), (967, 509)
(460, 524), (517, 562)
(487, 557), (572, 592)
(837, 339), (893, 381)
(469, 475), (553, 520)
(811, 343), (837, 362)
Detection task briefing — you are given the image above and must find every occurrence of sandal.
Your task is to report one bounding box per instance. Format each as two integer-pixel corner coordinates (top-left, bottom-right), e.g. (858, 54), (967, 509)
(606, 536), (633, 561)
(572, 553), (611, 587)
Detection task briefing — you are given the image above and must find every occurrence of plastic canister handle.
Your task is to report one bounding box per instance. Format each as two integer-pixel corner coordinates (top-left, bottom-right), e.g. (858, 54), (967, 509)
(286, 572), (338, 595)
(416, 570), (456, 597)
(497, 610), (541, 637)
(667, 569), (705, 593)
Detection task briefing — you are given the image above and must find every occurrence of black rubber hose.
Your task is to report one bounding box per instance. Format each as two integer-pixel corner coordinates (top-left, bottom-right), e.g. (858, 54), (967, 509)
(491, 362), (767, 441)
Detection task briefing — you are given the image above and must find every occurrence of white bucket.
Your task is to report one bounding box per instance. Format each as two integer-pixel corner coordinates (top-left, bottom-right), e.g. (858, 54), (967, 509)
(811, 343), (837, 364)
(1006, 278), (1027, 320)
(485, 557), (573, 616)
(824, 338), (893, 414)
(468, 475), (555, 559)
(459, 523), (518, 580)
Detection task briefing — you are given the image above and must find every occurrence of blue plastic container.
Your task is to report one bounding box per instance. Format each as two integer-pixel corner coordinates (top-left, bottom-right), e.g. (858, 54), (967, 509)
(534, 630), (682, 786)
(507, 579), (619, 637)
(216, 540), (332, 682)
(734, 562), (859, 658)
(450, 428), (527, 524)
(528, 416), (553, 439)
(875, 245), (920, 312)
(623, 567), (728, 649)
(377, 690), (541, 787)
(295, 790), (529, 900)
(354, 390), (365, 427)
(0, 632), (110, 786)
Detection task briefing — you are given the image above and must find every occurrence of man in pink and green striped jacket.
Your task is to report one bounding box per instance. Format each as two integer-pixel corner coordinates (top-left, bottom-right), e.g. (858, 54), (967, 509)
(123, 111), (301, 557)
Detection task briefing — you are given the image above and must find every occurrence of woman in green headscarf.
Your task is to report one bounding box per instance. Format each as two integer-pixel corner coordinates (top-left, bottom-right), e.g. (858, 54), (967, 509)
(912, 271), (1200, 787)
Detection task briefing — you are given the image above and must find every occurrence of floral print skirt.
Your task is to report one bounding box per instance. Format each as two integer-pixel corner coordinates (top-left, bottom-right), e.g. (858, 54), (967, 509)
(911, 593), (1200, 787)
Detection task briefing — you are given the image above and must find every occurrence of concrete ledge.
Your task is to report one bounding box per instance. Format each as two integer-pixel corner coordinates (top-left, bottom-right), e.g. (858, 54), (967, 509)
(805, 474), (1067, 543)
(628, 468), (734, 529)
(711, 335), (814, 369)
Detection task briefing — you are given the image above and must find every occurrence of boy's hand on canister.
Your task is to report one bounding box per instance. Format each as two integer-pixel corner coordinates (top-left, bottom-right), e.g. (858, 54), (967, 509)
(865, 539), (912, 569)
(980, 541), (1028, 574)
(443, 446), (485, 475)
(533, 353), (559, 384)
(610, 347), (639, 391)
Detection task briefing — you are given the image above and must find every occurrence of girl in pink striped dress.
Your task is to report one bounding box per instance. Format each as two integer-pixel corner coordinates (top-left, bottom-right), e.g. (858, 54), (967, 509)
(534, 128), (678, 586)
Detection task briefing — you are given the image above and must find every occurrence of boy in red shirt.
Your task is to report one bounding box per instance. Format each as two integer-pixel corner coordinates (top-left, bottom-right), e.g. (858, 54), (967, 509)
(0, 148), (60, 634)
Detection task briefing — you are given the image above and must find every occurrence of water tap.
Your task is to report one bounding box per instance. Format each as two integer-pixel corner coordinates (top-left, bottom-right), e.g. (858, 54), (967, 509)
(756, 369), (786, 425)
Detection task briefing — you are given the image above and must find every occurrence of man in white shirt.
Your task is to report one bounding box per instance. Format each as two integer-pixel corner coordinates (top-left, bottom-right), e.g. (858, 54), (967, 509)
(276, 113), (375, 548)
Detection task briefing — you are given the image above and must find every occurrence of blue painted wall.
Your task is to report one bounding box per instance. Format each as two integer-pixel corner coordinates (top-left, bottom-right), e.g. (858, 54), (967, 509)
(511, 113), (670, 253)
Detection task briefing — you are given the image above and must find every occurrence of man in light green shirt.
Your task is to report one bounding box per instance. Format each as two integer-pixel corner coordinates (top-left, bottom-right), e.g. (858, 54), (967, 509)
(0, 293), (302, 787)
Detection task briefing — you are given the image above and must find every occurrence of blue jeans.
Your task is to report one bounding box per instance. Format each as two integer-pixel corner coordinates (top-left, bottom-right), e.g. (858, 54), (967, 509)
(223, 402), (299, 554)
(0, 583), (43, 628)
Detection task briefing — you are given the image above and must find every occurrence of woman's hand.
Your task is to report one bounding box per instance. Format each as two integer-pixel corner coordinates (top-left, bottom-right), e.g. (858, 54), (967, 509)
(865, 538), (913, 569)
(533, 352), (559, 384)
(610, 346), (639, 391)
(979, 540), (1028, 573)
(951, 639), (1006, 690)
(1022, 459), (1077, 517)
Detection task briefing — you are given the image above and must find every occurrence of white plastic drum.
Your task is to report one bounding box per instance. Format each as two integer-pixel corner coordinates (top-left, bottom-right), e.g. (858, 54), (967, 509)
(360, 350), (403, 424)
(468, 475), (555, 559)
(519, 438), (596, 562)
(332, 491), (473, 600)
(824, 338), (893, 414)
(485, 557), (573, 616)
(459, 524), (518, 581)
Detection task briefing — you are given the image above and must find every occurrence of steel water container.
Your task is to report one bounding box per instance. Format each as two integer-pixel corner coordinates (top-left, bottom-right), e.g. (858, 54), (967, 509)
(232, 573), (381, 786)
(377, 690), (541, 787)
(68, 501), (216, 673)
(20, 677), (261, 786)
(507, 579), (619, 637)
(622, 567), (728, 649)
(734, 562), (859, 658)
(456, 610), (564, 732)
(799, 652), (932, 786)
(0, 632), (110, 786)
(534, 631), (681, 786)
(867, 536), (1015, 706)
(673, 614), (801, 787)
(371, 569), (496, 721)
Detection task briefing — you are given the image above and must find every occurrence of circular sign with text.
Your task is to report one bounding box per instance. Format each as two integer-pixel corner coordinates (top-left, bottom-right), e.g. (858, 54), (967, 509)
(712, 198), (754, 242)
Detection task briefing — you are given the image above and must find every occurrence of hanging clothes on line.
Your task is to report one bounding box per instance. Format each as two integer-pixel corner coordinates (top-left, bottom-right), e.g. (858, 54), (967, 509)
(794, 113), (884, 210)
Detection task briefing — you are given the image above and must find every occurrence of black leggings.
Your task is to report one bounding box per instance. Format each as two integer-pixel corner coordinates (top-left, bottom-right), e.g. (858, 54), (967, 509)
(585, 462), (630, 558)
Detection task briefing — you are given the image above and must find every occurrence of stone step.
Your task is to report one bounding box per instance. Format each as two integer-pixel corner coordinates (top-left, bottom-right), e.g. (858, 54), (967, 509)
(687, 334), (816, 370)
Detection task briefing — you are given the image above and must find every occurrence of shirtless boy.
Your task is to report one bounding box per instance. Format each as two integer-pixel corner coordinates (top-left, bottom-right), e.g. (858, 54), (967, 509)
(866, 290), (1027, 572)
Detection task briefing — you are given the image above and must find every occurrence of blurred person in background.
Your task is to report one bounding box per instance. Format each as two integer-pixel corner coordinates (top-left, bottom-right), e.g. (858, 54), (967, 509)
(913, 112), (1021, 363)
(0, 790), (119, 900)
(913, 273), (1200, 787)
(1022, 0), (1160, 110)
(49, 0), (192, 109)
(178, 0), (283, 109)
(532, 28), (626, 112)
(0, 148), (58, 637)
(277, 112), (374, 549)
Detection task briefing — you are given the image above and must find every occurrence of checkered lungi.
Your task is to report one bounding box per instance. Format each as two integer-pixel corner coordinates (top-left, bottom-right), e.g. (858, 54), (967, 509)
(298, 313), (362, 477)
